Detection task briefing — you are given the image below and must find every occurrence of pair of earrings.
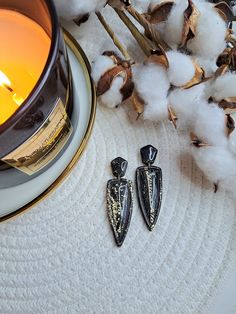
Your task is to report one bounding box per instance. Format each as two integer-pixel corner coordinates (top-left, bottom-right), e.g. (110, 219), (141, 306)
(106, 145), (163, 247)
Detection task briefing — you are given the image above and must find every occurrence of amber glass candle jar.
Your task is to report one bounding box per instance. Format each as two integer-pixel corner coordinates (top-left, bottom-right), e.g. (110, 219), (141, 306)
(0, 0), (73, 188)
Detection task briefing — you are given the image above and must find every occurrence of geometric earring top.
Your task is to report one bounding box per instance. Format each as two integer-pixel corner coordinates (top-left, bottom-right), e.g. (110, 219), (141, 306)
(111, 157), (128, 177)
(140, 145), (158, 165)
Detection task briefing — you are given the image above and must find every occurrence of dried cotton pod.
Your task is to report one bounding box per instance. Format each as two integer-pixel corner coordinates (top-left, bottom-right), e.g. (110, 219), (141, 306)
(214, 1), (234, 23)
(226, 113), (235, 136)
(147, 1), (174, 24)
(92, 51), (134, 108)
(180, 0), (200, 48)
(147, 0), (189, 49)
(217, 47), (236, 72)
(162, 0), (189, 48)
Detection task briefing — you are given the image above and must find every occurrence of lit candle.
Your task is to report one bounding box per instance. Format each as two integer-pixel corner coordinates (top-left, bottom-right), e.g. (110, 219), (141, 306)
(0, 8), (51, 125)
(0, 70), (24, 106)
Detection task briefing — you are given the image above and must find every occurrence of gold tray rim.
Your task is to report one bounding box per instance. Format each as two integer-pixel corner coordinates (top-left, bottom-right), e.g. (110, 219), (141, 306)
(0, 29), (97, 223)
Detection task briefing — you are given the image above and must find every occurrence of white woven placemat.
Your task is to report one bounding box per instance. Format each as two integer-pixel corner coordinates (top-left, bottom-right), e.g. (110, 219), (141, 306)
(0, 6), (235, 314)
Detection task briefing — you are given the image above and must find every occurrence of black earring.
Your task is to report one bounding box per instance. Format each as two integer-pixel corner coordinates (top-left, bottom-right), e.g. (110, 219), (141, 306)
(106, 157), (133, 247)
(136, 145), (163, 231)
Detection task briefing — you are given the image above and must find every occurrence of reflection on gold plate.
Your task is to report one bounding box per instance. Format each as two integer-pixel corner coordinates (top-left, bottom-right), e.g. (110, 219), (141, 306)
(0, 29), (96, 222)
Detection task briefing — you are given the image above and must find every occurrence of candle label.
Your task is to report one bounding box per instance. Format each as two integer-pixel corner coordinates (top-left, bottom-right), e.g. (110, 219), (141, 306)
(1, 98), (73, 175)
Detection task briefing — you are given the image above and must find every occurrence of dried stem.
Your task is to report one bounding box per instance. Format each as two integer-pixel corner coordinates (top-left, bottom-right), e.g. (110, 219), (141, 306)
(96, 12), (133, 62)
(228, 35), (236, 48)
(113, 8), (156, 57)
(125, 4), (170, 52)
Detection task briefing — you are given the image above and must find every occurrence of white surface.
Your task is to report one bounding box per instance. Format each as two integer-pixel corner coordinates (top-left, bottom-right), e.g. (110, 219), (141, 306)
(0, 6), (235, 314)
(0, 43), (93, 218)
(209, 264), (236, 314)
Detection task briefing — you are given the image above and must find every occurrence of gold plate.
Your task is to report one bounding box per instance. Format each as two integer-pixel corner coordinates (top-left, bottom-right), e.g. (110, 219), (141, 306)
(0, 29), (96, 222)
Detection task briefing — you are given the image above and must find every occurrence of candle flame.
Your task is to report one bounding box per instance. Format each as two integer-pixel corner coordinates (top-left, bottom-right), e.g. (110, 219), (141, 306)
(0, 70), (12, 91)
(0, 70), (24, 106)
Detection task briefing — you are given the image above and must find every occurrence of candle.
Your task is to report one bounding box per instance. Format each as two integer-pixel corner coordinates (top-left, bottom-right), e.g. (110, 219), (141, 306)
(0, 1), (74, 190)
(0, 9), (51, 125)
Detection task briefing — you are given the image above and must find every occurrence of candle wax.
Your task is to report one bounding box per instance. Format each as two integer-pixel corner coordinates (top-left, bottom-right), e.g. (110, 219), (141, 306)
(0, 9), (51, 125)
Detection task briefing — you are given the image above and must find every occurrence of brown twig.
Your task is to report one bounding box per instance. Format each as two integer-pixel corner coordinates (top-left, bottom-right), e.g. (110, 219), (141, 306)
(113, 8), (156, 57)
(124, 4), (170, 52)
(96, 11), (133, 62)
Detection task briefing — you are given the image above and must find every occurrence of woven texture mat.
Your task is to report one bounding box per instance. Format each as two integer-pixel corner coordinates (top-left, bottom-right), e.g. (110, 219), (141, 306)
(0, 6), (235, 314)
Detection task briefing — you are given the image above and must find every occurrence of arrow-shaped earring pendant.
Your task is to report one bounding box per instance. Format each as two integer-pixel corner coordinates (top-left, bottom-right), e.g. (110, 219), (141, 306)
(136, 145), (162, 231)
(107, 157), (133, 247)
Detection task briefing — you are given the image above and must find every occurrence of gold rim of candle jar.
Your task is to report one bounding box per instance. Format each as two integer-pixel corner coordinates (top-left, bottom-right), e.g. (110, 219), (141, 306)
(0, 29), (97, 223)
(0, 0), (59, 134)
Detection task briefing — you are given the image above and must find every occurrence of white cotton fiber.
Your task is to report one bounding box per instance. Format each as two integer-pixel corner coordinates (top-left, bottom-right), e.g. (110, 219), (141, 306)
(54, 0), (107, 20)
(229, 129), (236, 155)
(193, 146), (236, 184)
(100, 76), (123, 108)
(133, 0), (151, 12)
(193, 101), (227, 147)
(91, 55), (115, 83)
(167, 51), (195, 86)
(164, 0), (188, 49)
(194, 56), (217, 77)
(143, 97), (169, 121)
(168, 84), (205, 129)
(211, 73), (236, 101)
(187, 1), (227, 58)
(133, 63), (170, 121)
(220, 171), (236, 196)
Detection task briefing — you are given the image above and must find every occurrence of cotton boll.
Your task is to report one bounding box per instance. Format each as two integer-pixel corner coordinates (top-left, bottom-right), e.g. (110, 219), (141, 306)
(100, 76), (123, 108)
(92, 53), (133, 108)
(54, 0), (107, 20)
(193, 101), (227, 147)
(193, 146), (236, 184)
(91, 55), (115, 83)
(133, 63), (170, 104)
(194, 56), (217, 77)
(164, 0), (188, 49)
(133, 63), (170, 121)
(211, 73), (236, 101)
(168, 84), (205, 129)
(166, 51), (195, 86)
(187, 1), (227, 58)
